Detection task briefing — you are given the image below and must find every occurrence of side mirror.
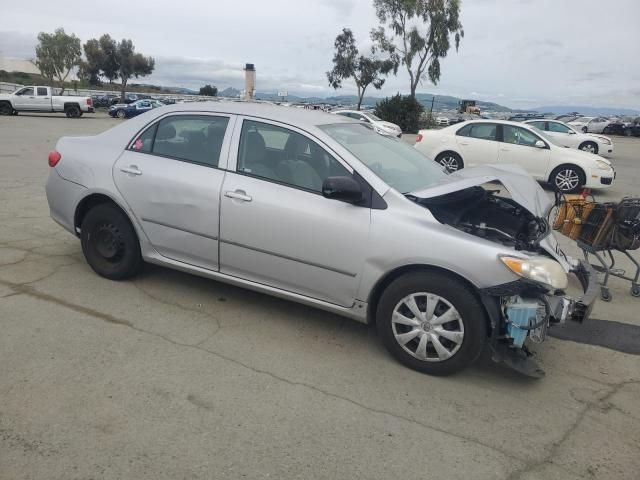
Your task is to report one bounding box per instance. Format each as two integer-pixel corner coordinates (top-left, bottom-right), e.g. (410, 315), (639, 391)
(322, 176), (363, 204)
(534, 140), (546, 149)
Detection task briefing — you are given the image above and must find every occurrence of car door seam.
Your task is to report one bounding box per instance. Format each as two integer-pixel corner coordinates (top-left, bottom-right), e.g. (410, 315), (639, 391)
(219, 238), (357, 277)
(140, 217), (219, 241)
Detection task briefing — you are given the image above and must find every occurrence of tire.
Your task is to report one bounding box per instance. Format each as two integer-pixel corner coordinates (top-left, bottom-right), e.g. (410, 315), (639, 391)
(0, 102), (12, 116)
(65, 105), (81, 118)
(582, 126), (588, 133)
(80, 204), (143, 280)
(116, 109), (126, 119)
(11, 110), (18, 116)
(550, 165), (585, 194)
(435, 152), (464, 173)
(376, 271), (487, 376)
(579, 141), (598, 154)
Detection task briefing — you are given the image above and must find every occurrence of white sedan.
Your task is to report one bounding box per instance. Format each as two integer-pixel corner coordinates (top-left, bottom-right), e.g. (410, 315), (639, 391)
(524, 119), (614, 157)
(567, 116), (610, 134)
(332, 110), (402, 137)
(415, 120), (615, 193)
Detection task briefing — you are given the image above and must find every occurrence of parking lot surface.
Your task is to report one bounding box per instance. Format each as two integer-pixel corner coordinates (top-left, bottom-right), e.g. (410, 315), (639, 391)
(1, 113), (639, 480)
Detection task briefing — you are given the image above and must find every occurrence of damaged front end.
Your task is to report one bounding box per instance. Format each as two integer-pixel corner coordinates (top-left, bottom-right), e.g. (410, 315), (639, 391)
(408, 165), (598, 377)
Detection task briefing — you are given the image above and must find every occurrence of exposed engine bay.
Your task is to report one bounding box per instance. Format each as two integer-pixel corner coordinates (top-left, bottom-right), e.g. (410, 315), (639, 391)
(409, 186), (548, 251)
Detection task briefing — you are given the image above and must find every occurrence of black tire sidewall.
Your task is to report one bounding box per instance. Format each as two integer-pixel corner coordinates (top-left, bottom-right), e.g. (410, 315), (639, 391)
(0, 103), (12, 115)
(376, 272), (487, 375)
(80, 204), (142, 280)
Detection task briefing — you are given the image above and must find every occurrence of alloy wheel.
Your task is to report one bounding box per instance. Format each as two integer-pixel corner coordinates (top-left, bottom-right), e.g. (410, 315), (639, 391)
(391, 292), (464, 362)
(580, 144), (596, 154)
(555, 169), (580, 192)
(439, 156), (459, 172)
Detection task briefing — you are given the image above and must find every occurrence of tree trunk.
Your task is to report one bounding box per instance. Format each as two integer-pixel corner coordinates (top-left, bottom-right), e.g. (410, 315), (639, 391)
(120, 79), (128, 102)
(357, 86), (369, 111)
(58, 78), (66, 96)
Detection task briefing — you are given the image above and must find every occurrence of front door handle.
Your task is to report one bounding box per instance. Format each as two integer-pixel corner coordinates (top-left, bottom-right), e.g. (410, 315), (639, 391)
(459, 141), (469, 146)
(120, 165), (142, 176)
(224, 190), (252, 202)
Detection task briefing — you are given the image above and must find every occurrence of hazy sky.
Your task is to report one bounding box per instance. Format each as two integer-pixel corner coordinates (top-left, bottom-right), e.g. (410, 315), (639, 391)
(1, 0), (638, 108)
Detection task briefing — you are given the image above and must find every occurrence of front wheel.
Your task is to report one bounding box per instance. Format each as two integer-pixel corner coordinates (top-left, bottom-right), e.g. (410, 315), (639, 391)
(582, 126), (588, 133)
(0, 102), (12, 115)
(376, 272), (487, 376)
(550, 165), (585, 193)
(435, 152), (464, 173)
(80, 204), (143, 280)
(116, 109), (126, 119)
(579, 141), (598, 154)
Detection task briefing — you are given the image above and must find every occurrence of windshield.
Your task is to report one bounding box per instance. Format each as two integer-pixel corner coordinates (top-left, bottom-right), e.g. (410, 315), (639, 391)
(363, 112), (382, 122)
(320, 123), (447, 193)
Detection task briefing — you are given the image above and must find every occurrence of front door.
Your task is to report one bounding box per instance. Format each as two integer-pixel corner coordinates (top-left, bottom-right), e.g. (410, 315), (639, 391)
(546, 121), (579, 148)
(498, 125), (551, 180)
(12, 87), (35, 110)
(113, 113), (233, 271)
(219, 118), (370, 307)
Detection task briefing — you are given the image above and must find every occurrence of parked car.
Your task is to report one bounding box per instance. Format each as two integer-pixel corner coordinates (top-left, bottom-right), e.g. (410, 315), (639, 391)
(332, 109), (402, 137)
(0, 86), (94, 118)
(603, 117), (640, 137)
(567, 116), (610, 133)
(524, 119), (614, 157)
(435, 116), (450, 126)
(45, 102), (595, 376)
(109, 99), (164, 119)
(415, 120), (615, 193)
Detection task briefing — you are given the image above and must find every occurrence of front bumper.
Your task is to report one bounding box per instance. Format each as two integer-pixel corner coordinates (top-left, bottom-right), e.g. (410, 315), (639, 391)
(480, 259), (597, 377)
(585, 168), (615, 188)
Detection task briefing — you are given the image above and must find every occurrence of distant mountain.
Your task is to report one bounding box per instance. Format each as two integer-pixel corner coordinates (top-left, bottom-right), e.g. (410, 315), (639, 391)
(219, 87), (241, 97)
(533, 105), (640, 116)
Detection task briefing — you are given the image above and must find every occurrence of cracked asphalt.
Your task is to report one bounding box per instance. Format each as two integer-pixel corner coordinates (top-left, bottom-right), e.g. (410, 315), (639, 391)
(1, 113), (639, 480)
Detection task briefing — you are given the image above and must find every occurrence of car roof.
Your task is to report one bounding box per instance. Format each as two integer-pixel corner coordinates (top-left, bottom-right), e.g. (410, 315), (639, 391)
(451, 119), (538, 128)
(152, 101), (357, 127)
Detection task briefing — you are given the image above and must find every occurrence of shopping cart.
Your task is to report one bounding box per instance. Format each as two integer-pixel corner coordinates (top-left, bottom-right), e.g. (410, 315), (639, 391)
(554, 195), (640, 301)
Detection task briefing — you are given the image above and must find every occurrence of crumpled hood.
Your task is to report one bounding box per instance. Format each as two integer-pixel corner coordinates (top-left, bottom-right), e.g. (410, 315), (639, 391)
(410, 164), (553, 217)
(410, 164), (576, 270)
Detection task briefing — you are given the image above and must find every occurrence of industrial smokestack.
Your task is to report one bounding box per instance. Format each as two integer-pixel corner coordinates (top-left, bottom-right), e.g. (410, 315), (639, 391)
(244, 63), (255, 101)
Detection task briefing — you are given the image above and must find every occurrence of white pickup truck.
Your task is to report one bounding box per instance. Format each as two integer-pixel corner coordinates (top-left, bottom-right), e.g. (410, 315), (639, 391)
(0, 86), (94, 118)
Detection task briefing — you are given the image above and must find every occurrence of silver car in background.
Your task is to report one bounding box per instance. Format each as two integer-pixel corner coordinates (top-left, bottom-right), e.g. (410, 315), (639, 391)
(45, 103), (596, 376)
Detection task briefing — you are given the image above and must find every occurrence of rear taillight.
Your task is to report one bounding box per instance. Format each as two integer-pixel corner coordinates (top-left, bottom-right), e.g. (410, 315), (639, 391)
(416, 134), (423, 142)
(86, 98), (92, 106)
(48, 150), (61, 167)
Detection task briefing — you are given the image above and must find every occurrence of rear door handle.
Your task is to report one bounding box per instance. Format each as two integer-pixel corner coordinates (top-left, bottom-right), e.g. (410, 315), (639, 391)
(120, 165), (142, 176)
(224, 190), (252, 202)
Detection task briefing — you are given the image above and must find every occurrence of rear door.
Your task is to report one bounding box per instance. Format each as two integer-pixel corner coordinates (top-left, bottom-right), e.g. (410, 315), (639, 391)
(498, 124), (550, 180)
(454, 123), (499, 168)
(34, 87), (52, 110)
(218, 117), (370, 307)
(113, 113), (234, 271)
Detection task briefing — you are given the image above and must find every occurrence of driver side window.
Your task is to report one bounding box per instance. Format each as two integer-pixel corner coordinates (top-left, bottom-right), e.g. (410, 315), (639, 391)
(548, 122), (571, 134)
(237, 120), (350, 193)
(502, 126), (540, 147)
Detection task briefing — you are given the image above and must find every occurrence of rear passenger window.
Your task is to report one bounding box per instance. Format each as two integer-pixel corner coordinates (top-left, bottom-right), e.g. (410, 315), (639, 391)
(129, 115), (229, 167)
(237, 120), (350, 193)
(457, 124), (496, 141)
(37, 87), (48, 96)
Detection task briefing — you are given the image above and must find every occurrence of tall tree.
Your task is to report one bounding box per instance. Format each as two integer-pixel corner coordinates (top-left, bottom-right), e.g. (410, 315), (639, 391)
(372, 0), (463, 99)
(116, 39), (155, 101)
(34, 28), (82, 95)
(199, 84), (218, 96)
(79, 38), (104, 86)
(326, 28), (398, 110)
(99, 34), (120, 84)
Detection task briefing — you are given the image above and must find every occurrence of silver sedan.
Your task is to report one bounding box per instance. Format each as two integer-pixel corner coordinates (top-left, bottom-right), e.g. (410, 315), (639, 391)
(45, 102), (595, 376)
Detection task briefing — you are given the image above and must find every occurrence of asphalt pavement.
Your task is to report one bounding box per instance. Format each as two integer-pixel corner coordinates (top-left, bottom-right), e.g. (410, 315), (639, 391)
(1, 112), (639, 480)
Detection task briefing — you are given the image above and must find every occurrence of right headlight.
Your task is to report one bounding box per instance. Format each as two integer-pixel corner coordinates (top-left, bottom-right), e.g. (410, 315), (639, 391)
(595, 159), (612, 170)
(500, 255), (568, 290)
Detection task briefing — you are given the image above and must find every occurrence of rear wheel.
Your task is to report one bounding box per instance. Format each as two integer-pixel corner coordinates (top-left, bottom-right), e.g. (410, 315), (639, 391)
(579, 141), (598, 154)
(80, 204), (142, 280)
(550, 165), (585, 193)
(65, 105), (81, 118)
(435, 152), (463, 173)
(376, 272), (487, 376)
(0, 102), (12, 115)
